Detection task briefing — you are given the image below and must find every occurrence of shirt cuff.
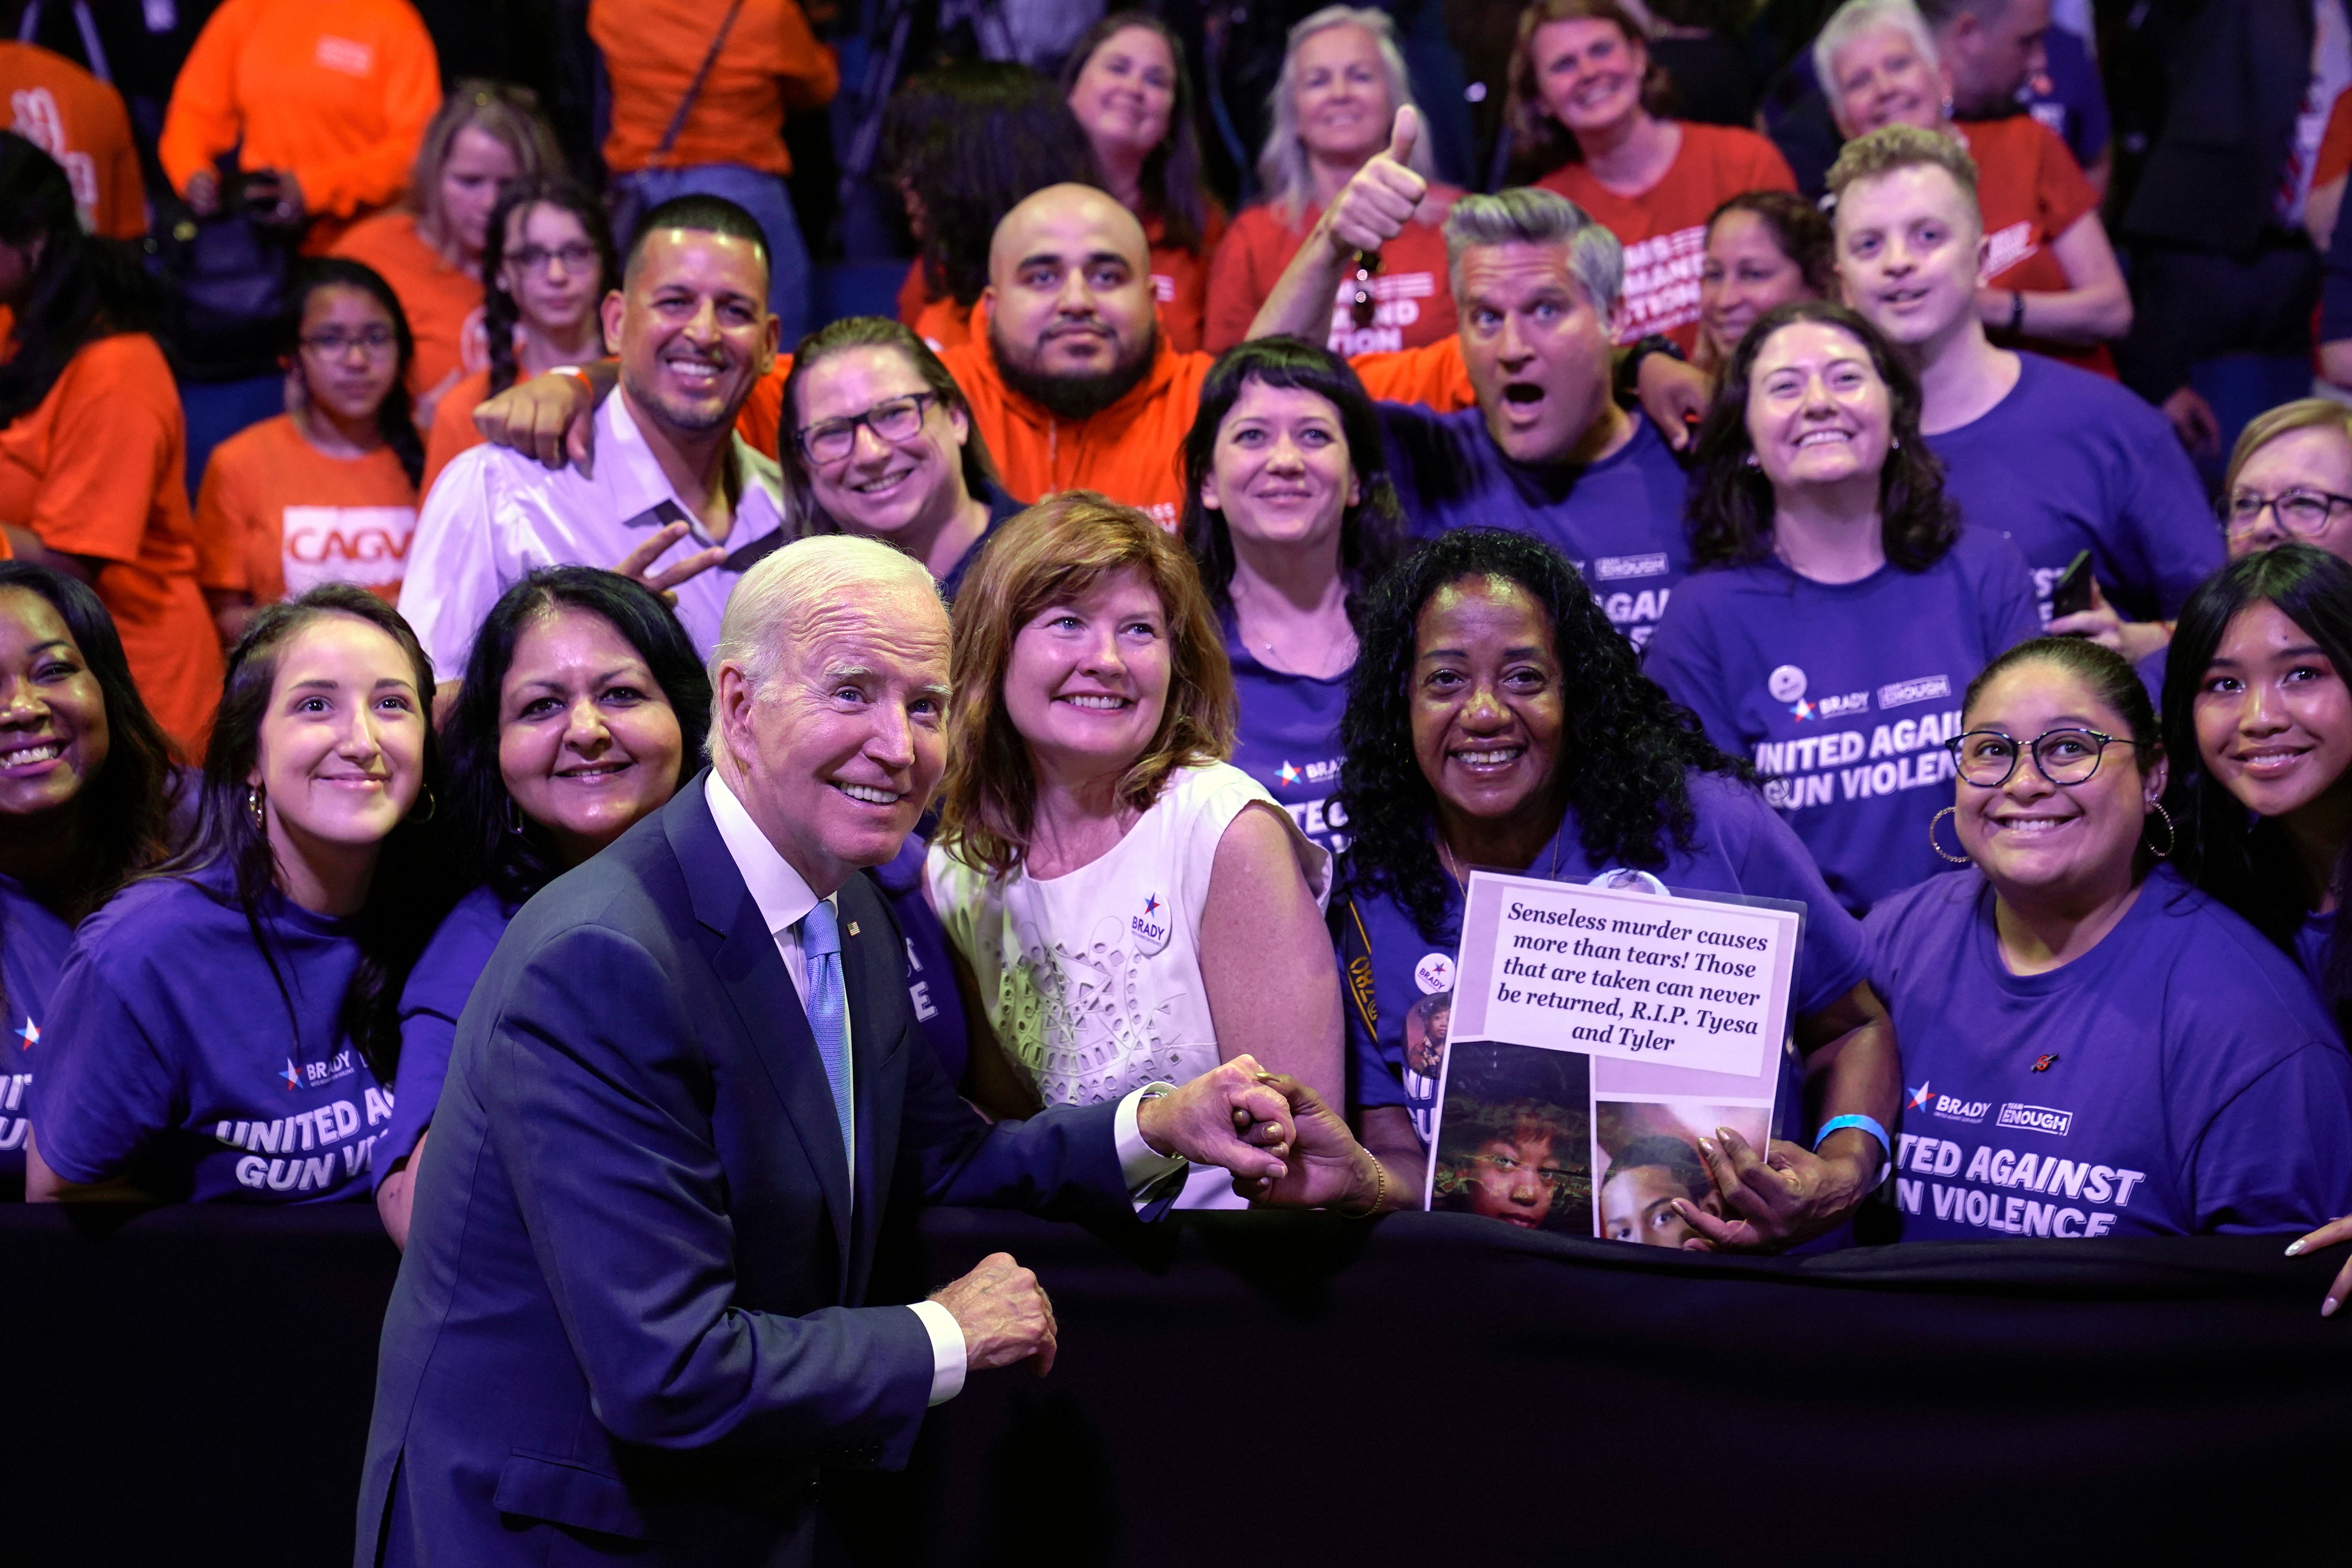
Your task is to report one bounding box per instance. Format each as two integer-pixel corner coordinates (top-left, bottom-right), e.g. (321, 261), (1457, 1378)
(1115, 1083), (1190, 1207)
(907, 1299), (965, 1407)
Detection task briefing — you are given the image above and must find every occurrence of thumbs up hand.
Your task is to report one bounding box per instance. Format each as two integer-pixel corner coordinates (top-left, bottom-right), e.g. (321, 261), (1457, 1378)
(1325, 104), (1429, 256)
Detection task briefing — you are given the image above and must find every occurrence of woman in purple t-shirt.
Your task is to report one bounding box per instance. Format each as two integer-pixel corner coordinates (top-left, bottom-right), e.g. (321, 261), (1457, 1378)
(1866, 635), (2352, 1245)
(1648, 300), (2041, 915)
(374, 567), (711, 1248)
(0, 563), (184, 1197)
(1180, 337), (1403, 860)
(27, 585), (450, 1204)
(1336, 526), (1900, 1250)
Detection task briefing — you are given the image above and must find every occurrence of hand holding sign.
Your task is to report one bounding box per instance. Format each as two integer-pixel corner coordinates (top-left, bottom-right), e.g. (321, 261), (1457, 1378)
(1326, 105), (1427, 256)
(1671, 1126), (1878, 1252)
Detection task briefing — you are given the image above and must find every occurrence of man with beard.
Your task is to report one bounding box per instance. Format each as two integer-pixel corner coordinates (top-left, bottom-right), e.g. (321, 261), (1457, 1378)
(399, 195), (789, 682)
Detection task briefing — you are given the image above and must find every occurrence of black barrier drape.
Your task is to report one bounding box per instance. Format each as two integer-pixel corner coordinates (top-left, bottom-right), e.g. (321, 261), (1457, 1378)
(4, 1205), (2350, 1566)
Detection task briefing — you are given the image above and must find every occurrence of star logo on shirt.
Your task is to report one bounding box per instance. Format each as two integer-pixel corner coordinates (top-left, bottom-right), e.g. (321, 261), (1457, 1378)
(281, 1059), (302, 1091)
(1143, 894), (1161, 916)
(1789, 697), (1816, 721)
(14, 1016), (34, 1049)
(1278, 760), (1301, 787)
(1905, 1080), (1934, 1112)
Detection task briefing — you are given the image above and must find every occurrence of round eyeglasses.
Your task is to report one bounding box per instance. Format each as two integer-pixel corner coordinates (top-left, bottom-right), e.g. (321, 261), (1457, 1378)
(794, 392), (940, 465)
(2223, 487), (2352, 538)
(1945, 727), (2146, 789)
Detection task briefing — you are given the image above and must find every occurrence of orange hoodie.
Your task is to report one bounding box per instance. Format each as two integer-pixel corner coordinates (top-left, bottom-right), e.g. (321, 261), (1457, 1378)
(158, 0), (440, 243)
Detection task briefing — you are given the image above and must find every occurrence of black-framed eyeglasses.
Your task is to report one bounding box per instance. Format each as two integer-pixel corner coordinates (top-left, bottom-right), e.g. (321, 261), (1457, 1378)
(2223, 487), (2352, 537)
(300, 327), (397, 358)
(1945, 727), (2147, 789)
(794, 391), (940, 464)
(510, 241), (600, 275)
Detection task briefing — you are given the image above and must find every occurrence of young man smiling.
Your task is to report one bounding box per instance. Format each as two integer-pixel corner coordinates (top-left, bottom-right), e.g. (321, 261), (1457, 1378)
(399, 195), (788, 682)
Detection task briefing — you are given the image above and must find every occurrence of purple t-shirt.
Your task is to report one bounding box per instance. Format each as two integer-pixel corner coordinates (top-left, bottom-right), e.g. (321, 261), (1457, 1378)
(1645, 527), (2043, 914)
(869, 835), (974, 1090)
(0, 874), (72, 1191)
(1340, 772), (1871, 1139)
(379, 883), (518, 1192)
(29, 864), (392, 1203)
(1225, 622), (1351, 858)
(1927, 352), (2222, 623)
(1866, 864), (2352, 1239)
(1379, 406), (1691, 646)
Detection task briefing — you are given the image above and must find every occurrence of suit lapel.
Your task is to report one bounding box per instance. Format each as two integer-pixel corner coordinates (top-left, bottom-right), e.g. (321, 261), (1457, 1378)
(667, 781), (853, 1264)
(838, 874), (906, 1298)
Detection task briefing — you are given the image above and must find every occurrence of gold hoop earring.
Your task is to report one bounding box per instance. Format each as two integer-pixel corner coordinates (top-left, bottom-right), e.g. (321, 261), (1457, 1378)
(1929, 806), (1970, 865)
(2144, 801), (2176, 860)
(247, 784), (265, 831)
(408, 786), (437, 825)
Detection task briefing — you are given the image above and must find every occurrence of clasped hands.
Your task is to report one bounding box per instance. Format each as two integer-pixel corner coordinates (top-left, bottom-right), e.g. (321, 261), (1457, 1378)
(927, 1059), (1398, 1379)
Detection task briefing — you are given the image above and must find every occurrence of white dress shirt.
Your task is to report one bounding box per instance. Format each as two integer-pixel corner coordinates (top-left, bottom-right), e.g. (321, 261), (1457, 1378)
(399, 393), (787, 677)
(704, 774), (1186, 1407)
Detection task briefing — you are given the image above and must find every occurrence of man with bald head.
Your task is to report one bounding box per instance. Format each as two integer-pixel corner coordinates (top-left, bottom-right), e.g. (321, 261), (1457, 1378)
(360, 535), (1319, 1567)
(401, 194), (790, 680)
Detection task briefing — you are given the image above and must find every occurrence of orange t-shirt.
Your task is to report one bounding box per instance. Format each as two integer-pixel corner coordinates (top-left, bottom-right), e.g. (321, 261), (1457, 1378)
(422, 366), (492, 495)
(158, 0), (440, 248)
(1536, 123), (1796, 348)
(1347, 336), (1478, 412)
(194, 412), (419, 605)
(592, 0), (837, 177)
(1960, 115), (2116, 378)
(0, 42), (143, 239)
(1204, 185), (1465, 356)
(331, 210), (488, 433)
(0, 333), (220, 752)
(895, 205), (1229, 356)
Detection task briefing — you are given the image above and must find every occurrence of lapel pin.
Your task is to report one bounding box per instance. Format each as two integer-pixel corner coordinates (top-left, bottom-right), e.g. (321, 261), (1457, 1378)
(846, 921), (860, 937)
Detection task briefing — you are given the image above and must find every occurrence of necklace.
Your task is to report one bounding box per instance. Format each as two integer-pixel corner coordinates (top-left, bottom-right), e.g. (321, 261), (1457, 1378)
(1437, 826), (1563, 889)
(1234, 573), (1354, 679)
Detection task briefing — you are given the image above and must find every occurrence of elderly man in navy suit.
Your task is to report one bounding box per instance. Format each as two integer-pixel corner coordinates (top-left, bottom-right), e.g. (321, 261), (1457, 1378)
(357, 535), (1331, 1566)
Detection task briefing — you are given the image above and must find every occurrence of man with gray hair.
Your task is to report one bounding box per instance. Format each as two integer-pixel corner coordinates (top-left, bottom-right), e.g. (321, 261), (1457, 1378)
(1250, 109), (1692, 645)
(359, 535), (1320, 1568)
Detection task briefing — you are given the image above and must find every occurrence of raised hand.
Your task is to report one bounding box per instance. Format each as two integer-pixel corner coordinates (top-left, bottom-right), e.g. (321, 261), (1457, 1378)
(1325, 105), (1428, 256)
(476, 366), (604, 474)
(1232, 1071), (1399, 1214)
(928, 1251), (1059, 1376)
(1135, 1055), (1297, 1184)
(608, 521), (727, 605)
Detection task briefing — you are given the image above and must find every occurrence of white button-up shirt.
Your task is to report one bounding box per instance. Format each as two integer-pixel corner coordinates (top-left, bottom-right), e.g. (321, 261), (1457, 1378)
(400, 392), (787, 679)
(704, 775), (1185, 1406)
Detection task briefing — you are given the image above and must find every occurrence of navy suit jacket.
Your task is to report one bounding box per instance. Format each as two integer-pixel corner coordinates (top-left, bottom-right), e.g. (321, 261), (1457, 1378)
(356, 777), (1134, 1567)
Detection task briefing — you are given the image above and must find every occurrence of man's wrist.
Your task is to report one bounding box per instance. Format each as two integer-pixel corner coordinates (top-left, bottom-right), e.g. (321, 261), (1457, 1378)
(1135, 1086), (1174, 1158)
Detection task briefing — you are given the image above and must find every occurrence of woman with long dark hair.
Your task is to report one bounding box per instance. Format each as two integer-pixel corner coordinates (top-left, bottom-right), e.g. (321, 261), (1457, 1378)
(1648, 299), (2040, 914)
(374, 568), (708, 1246)
(0, 132), (220, 754)
(1337, 527), (1898, 1247)
(1180, 336), (1403, 857)
(422, 177), (617, 491)
(26, 585), (449, 1203)
(196, 259), (426, 646)
(1867, 636), (2352, 1242)
(1059, 11), (1225, 354)
(0, 563), (183, 1196)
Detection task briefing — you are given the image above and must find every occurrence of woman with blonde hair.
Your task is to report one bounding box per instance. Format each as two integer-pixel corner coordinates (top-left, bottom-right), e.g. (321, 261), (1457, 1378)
(1202, 6), (1461, 356)
(926, 492), (1341, 1206)
(332, 82), (565, 432)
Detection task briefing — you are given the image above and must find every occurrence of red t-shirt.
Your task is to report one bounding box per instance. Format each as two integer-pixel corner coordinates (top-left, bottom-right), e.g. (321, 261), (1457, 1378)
(1536, 123), (1795, 348)
(1203, 185), (1465, 356)
(196, 412), (419, 605)
(1960, 115), (2115, 378)
(0, 333), (220, 752)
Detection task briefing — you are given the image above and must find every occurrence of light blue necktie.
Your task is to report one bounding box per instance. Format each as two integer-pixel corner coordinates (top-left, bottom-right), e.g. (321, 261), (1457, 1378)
(796, 898), (854, 1165)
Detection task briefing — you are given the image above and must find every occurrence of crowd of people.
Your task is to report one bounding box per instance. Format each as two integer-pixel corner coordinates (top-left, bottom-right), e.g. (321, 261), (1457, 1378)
(7, 0), (2352, 1305)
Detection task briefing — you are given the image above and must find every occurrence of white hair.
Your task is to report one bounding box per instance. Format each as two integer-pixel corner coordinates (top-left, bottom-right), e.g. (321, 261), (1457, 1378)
(709, 535), (941, 711)
(1256, 6), (1439, 223)
(1444, 187), (1624, 329)
(1813, 0), (1942, 113)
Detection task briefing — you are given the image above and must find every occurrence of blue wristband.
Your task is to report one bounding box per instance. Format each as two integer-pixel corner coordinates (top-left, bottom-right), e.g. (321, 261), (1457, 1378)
(1813, 1114), (1891, 1173)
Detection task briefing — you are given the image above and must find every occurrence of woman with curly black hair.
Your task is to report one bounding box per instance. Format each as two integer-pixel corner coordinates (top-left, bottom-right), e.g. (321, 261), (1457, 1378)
(1336, 527), (1899, 1250)
(1648, 299), (2040, 915)
(373, 568), (708, 1248)
(1181, 336), (1403, 858)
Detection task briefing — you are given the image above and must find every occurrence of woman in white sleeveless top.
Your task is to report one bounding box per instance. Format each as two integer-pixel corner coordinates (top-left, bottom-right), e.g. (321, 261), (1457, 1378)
(927, 492), (1341, 1207)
